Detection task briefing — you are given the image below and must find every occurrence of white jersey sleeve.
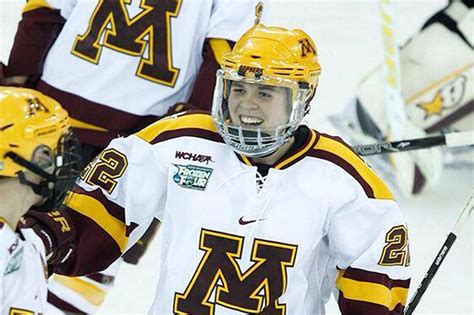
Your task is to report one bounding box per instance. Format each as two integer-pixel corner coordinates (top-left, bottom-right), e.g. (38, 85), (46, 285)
(47, 133), (167, 276)
(0, 219), (48, 314)
(324, 152), (411, 313)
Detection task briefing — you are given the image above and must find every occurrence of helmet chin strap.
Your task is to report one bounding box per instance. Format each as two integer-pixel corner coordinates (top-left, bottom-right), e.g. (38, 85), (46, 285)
(4, 151), (56, 199)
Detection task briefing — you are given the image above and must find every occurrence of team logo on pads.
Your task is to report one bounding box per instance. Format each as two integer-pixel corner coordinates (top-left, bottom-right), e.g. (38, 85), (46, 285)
(172, 164), (213, 191)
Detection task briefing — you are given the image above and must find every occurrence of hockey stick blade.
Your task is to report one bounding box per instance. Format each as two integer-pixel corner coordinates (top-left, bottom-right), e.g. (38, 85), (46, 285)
(404, 196), (473, 315)
(354, 130), (474, 156)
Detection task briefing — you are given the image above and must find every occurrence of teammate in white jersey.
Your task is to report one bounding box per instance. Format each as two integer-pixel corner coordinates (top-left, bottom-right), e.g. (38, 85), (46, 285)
(2, 0), (260, 312)
(329, 0), (473, 196)
(2, 0), (260, 148)
(0, 87), (81, 314)
(13, 24), (410, 314)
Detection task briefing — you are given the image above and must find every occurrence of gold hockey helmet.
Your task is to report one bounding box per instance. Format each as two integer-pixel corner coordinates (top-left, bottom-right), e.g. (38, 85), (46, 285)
(0, 87), (81, 209)
(212, 24), (321, 157)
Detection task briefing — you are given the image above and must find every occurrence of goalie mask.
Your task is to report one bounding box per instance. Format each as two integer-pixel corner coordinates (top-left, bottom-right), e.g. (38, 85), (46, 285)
(0, 87), (82, 210)
(212, 24), (321, 157)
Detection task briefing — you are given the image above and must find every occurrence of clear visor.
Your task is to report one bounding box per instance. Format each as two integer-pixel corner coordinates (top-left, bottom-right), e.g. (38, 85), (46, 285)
(212, 69), (311, 157)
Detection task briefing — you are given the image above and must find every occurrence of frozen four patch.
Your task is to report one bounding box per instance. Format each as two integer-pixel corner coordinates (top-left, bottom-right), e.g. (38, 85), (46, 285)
(172, 164), (213, 191)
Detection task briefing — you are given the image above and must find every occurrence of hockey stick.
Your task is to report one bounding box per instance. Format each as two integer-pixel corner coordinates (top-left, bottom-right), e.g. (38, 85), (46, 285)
(379, 0), (407, 140)
(404, 195), (474, 315)
(354, 130), (474, 156)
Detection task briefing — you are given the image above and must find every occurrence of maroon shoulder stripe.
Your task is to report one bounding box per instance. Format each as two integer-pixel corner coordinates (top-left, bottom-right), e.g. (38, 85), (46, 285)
(338, 294), (405, 315)
(308, 149), (375, 198)
(73, 186), (125, 223)
(48, 291), (85, 314)
(150, 128), (223, 145)
(342, 267), (410, 289)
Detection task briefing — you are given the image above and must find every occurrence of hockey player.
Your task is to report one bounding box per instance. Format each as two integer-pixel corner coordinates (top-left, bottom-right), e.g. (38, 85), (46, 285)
(10, 24), (411, 314)
(329, 0), (473, 196)
(0, 87), (81, 314)
(1, 0), (260, 312)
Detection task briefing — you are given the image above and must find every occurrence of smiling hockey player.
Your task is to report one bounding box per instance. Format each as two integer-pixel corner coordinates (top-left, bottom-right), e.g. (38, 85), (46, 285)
(4, 24), (411, 314)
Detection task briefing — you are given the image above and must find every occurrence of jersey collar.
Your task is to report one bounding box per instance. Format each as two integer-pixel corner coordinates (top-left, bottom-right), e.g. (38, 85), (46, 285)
(236, 126), (319, 170)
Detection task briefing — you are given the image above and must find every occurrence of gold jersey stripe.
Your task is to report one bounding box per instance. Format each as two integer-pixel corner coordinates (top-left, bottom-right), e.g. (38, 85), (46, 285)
(51, 275), (107, 306)
(71, 118), (108, 132)
(23, 0), (52, 13)
(336, 271), (408, 310)
(315, 135), (394, 200)
(136, 112), (217, 143)
(66, 192), (127, 252)
(209, 38), (232, 64)
(275, 129), (317, 169)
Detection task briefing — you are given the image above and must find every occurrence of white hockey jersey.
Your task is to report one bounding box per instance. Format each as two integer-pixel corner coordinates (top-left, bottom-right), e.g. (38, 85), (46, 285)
(32, 0), (258, 115)
(0, 219), (48, 315)
(50, 112), (411, 314)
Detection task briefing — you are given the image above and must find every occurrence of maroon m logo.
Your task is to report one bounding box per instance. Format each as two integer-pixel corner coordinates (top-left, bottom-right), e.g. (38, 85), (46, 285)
(174, 229), (298, 314)
(72, 0), (181, 86)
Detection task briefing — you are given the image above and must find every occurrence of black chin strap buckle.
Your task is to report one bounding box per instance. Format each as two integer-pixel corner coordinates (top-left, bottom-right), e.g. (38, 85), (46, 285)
(17, 172), (53, 199)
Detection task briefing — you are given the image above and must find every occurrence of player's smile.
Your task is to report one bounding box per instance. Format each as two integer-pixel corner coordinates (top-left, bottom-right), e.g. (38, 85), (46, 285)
(239, 114), (264, 126)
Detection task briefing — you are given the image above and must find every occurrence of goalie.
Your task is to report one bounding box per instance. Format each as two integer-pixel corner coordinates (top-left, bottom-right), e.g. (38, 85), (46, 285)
(330, 0), (473, 196)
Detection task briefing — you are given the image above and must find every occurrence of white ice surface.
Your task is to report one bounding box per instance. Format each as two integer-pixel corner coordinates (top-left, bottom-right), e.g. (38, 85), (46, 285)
(0, 0), (471, 314)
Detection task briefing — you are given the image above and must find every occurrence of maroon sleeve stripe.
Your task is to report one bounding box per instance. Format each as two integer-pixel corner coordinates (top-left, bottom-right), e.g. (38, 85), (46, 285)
(48, 291), (85, 314)
(309, 149), (376, 198)
(343, 267), (410, 289)
(338, 294), (405, 315)
(73, 186), (125, 223)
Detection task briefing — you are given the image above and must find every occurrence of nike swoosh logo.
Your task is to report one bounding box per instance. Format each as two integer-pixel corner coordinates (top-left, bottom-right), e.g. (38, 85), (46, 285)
(238, 216), (266, 225)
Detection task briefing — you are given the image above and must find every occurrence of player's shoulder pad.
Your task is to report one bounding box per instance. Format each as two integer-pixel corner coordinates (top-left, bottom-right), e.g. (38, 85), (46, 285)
(135, 110), (222, 145)
(309, 131), (394, 200)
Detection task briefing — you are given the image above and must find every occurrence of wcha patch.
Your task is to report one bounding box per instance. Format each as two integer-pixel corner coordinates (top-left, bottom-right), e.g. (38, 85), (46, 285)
(172, 164), (213, 191)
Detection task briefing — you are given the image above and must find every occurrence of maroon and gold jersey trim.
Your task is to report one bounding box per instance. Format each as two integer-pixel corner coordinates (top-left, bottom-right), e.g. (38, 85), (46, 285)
(237, 129), (319, 169)
(64, 190), (128, 252)
(136, 111), (221, 145)
(309, 133), (394, 200)
(336, 267), (409, 313)
(275, 129), (318, 170)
